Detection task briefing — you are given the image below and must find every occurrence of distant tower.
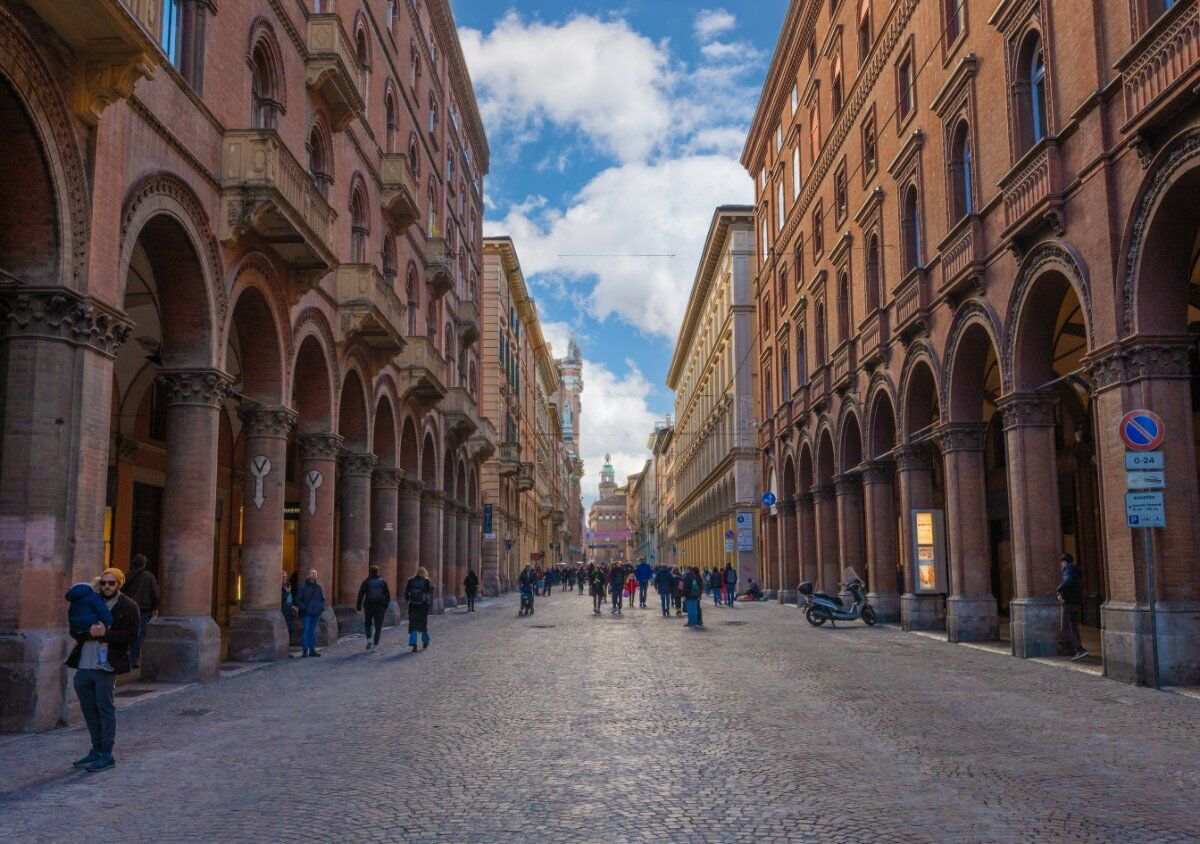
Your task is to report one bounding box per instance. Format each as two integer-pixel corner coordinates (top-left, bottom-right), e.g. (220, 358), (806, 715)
(557, 333), (583, 459)
(599, 452), (616, 499)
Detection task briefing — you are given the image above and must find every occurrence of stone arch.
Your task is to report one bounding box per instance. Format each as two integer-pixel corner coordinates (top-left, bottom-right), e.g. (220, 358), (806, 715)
(226, 284), (285, 405)
(840, 407), (865, 472)
(223, 254), (292, 391)
(455, 458), (467, 504)
(442, 447), (455, 497)
(338, 368), (370, 452)
(866, 380), (899, 459)
(816, 424), (838, 486)
(468, 467), (478, 509)
(372, 393), (397, 468)
(781, 453), (797, 501)
(399, 413), (420, 475)
(419, 430), (438, 487)
(943, 299), (1006, 421)
(1005, 241), (1093, 387)
(0, 6), (89, 290)
(292, 333), (334, 434)
(247, 16), (288, 117)
(898, 341), (941, 442)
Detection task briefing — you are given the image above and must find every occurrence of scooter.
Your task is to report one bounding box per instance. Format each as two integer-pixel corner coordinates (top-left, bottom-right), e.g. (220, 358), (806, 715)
(799, 570), (876, 627)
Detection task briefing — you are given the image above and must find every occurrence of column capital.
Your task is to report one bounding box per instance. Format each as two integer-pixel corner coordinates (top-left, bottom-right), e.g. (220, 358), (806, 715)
(158, 368), (233, 407)
(933, 424), (986, 453)
(833, 474), (862, 496)
(998, 392), (1057, 430)
(422, 488), (445, 506)
(0, 285), (132, 357)
(794, 491), (814, 508)
(399, 478), (425, 499)
(895, 446), (934, 473)
(297, 433), (343, 460)
(861, 459), (895, 485)
(1085, 338), (1193, 391)
(338, 451), (378, 477)
(776, 498), (797, 515)
(371, 467), (404, 489)
(811, 484), (835, 503)
(237, 403), (297, 438)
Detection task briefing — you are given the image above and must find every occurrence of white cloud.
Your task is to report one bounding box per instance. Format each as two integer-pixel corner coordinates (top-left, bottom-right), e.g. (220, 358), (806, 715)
(540, 320), (572, 359)
(579, 358), (659, 512)
(694, 9), (737, 43)
(484, 155), (753, 339)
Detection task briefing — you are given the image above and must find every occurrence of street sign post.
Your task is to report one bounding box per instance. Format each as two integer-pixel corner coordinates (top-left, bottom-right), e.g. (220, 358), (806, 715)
(1120, 408), (1164, 688)
(761, 492), (777, 508)
(1120, 409), (1165, 451)
(1126, 470), (1166, 490)
(1125, 491), (1166, 527)
(1125, 451), (1164, 470)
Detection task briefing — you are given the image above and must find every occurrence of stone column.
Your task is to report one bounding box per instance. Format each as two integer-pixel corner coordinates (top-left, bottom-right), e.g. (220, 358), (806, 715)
(795, 492), (818, 587)
(1000, 393), (1062, 658)
(420, 489), (445, 613)
(397, 479), (424, 614)
(1088, 342), (1200, 685)
(333, 452), (376, 643)
(296, 434), (341, 647)
(141, 369), (230, 683)
(896, 446), (944, 630)
(935, 425), (998, 642)
(812, 485), (840, 593)
(468, 507), (483, 596)
(762, 512), (778, 597)
(370, 467), (403, 625)
(776, 499), (799, 603)
(835, 474), (866, 587)
(861, 461), (901, 622)
(456, 504), (470, 601)
(227, 404), (295, 662)
(442, 500), (459, 608)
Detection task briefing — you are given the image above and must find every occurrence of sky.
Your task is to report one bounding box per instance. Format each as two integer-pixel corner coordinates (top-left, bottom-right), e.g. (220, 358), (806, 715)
(454, 1), (787, 509)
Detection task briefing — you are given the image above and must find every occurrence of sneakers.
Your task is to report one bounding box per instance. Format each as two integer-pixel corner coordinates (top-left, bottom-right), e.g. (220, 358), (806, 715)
(1071, 650), (1089, 662)
(84, 753), (115, 773)
(365, 641), (373, 652)
(411, 644), (418, 652)
(73, 750), (101, 768)
(310, 650), (322, 657)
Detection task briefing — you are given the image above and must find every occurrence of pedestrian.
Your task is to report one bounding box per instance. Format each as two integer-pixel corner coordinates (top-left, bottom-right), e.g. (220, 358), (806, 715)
(609, 562), (625, 615)
(578, 567), (586, 595)
(723, 563), (738, 606)
(295, 568), (326, 657)
(671, 566), (684, 616)
(635, 558), (653, 608)
(654, 565), (674, 617)
(1056, 553), (1088, 661)
(356, 565), (390, 652)
(65, 567), (138, 773)
(519, 564), (536, 613)
(683, 567), (704, 626)
(280, 569), (297, 638)
(464, 568), (479, 611)
(405, 566), (435, 652)
(623, 572), (637, 607)
(121, 554), (159, 669)
(709, 567), (723, 607)
(590, 565), (606, 614)
(65, 581), (115, 672)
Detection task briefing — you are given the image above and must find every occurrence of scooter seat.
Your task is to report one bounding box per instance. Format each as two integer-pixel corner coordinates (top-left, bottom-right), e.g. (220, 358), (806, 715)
(813, 592), (844, 607)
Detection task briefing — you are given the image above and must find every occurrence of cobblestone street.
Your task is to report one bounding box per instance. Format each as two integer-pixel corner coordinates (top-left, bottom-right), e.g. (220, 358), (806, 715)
(2, 592), (1199, 842)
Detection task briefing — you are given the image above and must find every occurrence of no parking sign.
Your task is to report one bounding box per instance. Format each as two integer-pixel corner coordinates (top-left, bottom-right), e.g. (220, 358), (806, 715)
(1120, 410), (1165, 451)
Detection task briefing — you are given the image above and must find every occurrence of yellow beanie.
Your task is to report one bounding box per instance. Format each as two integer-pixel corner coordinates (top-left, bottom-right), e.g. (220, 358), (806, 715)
(102, 566), (126, 587)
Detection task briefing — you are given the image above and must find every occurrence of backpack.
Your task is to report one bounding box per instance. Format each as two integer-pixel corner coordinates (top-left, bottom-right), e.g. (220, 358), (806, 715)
(725, 568), (737, 584)
(408, 578), (428, 605)
(365, 578), (386, 604)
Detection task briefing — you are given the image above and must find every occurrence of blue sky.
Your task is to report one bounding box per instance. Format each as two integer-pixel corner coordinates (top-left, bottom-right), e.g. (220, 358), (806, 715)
(455, 2), (787, 506)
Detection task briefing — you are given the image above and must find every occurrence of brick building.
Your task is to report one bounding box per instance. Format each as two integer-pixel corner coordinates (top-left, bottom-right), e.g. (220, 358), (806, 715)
(586, 455), (628, 566)
(744, 0), (1200, 685)
(0, 0), (493, 732)
(649, 417), (677, 569)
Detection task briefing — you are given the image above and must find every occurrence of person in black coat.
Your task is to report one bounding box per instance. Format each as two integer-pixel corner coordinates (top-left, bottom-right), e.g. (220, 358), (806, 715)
(356, 565), (391, 652)
(464, 569), (480, 611)
(122, 554), (159, 669)
(405, 567), (435, 652)
(65, 567), (139, 772)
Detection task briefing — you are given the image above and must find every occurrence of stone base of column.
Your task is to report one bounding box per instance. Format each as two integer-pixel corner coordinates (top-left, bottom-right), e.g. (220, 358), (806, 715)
(1009, 597), (1061, 658)
(443, 596), (458, 610)
(227, 610), (289, 662)
(765, 589), (779, 600)
(383, 600), (401, 627)
(900, 593), (945, 631)
(778, 589), (798, 605)
(140, 616), (221, 683)
(867, 592), (901, 623)
(1101, 601), (1200, 686)
(0, 629), (70, 733)
(333, 605), (358, 637)
(432, 596), (445, 614)
(316, 608), (339, 646)
(946, 595), (999, 643)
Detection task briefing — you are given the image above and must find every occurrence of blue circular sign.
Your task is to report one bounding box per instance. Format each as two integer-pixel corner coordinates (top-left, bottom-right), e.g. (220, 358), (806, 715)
(761, 492), (777, 507)
(1120, 409), (1164, 452)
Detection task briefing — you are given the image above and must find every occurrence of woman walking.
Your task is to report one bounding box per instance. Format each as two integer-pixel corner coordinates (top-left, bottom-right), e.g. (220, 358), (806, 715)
(464, 569), (479, 612)
(295, 569), (326, 657)
(590, 566), (606, 614)
(405, 567), (434, 652)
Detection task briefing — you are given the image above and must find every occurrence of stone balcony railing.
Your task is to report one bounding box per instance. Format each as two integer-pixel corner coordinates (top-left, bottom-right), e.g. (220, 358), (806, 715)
(394, 336), (449, 401)
(938, 214), (986, 300)
(1117, 0), (1200, 130)
(858, 308), (889, 370)
(468, 417), (497, 463)
(380, 153), (419, 230)
(456, 298), (480, 346)
(1000, 138), (1065, 241)
(830, 340), (856, 392)
(218, 129), (337, 284)
(893, 267), (930, 340)
(333, 264), (405, 350)
(517, 462), (535, 492)
(306, 14), (365, 131)
(26, 0), (161, 124)
(499, 441), (521, 476)
(442, 386), (480, 437)
(425, 237), (454, 298)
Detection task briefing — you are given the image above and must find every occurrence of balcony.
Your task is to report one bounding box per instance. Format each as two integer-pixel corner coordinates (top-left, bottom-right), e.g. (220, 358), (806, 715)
(999, 138), (1065, 244)
(469, 418), (497, 463)
(456, 298), (480, 346)
(499, 441), (521, 476)
(26, 0), (160, 124)
(218, 130), (337, 282)
(830, 340), (856, 393)
(380, 153), (419, 230)
(858, 308), (890, 370)
(332, 265), (405, 351)
(394, 336), (449, 401)
(517, 462), (535, 492)
(809, 365), (831, 411)
(892, 268), (930, 341)
(442, 386), (479, 437)
(759, 416), (776, 448)
(306, 14), (365, 131)
(938, 214), (986, 302)
(1117, 1), (1200, 132)
(425, 237), (454, 298)
(551, 509), (566, 526)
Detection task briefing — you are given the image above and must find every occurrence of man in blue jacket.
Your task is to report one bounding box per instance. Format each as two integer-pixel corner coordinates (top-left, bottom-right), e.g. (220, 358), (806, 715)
(634, 559), (654, 608)
(654, 565), (674, 617)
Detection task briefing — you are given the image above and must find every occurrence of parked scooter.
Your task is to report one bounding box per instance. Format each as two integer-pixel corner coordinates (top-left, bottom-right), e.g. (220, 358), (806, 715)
(799, 568), (876, 627)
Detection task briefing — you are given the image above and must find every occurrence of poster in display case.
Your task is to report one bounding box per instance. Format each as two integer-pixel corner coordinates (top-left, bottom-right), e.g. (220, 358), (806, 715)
(910, 509), (946, 594)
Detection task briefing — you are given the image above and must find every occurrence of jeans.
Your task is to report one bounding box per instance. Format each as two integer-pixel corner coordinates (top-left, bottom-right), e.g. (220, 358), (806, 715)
(466, 592), (476, 611)
(301, 614), (320, 653)
(1061, 603), (1083, 653)
(725, 584), (735, 605)
(638, 582), (648, 606)
(363, 605), (386, 645)
(408, 629), (430, 647)
(593, 592), (603, 612)
(660, 591), (671, 614)
(684, 598), (700, 626)
(712, 587), (721, 606)
(578, 581), (585, 594)
(73, 668), (117, 753)
(131, 610), (152, 667)
(611, 590), (622, 610)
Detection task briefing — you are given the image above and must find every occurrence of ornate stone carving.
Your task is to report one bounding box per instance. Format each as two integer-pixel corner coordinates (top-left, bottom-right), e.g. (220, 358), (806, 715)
(78, 55), (156, 125)
(1124, 342), (1192, 382)
(0, 287), (132, 356)
(1084, 346), (1127, 392)
(776, 498), (797, 515)
(158, 369), (232, 407)
(337, 451), (378, 476)
(895, 446), (934, 473)
(1004, 242), (1092, 384)
(237, 403), (297, 438)
(834, 474), (862, 496)
(933, 424), (986, 453)
(795, 492), (814, 508)
(371, 467), (405, 489)
(811, 484), (835, 502)
(113, 434), (139, 463)
(422, 488), (445, 506)
(399, 478), (425, 499)
(297, 433), (343, 460)
(861, 460), (895, 485)
(999, 393), (1057, 429)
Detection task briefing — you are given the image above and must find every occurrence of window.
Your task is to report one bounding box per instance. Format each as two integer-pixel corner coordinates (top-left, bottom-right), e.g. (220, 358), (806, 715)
(1015, 32), (1049, 154)
(250, 43), (279, 130)
(812, 205), (824, 257)
(897, 55), (914, 122)
(862, 113), (877, 179)
(350, 185), (368, 263)
(865, 234), (881, 312)
(161, 0), (207, 89)
(950, 121), (974, 220)
(408, 135), (421, 178)
(831, 54), (844, 118)
(791, 84), (799, 113)
(761, 219), (769, 260)
(837, 272), (851, 341)
(775, 123), (783, 152)
(410, 43), (422, 88)
(776, 181), (785, 232)
(385, 92), (398, 153)
(781, 354), (791, 397)
(427, 179), (439, 235)
(807, 40), (817, 69)
(778, 268), (788, 310)
(814, 301), (828, 363)
(764, 364), (773, 412)
(794, 244), (805, 288)
(308, 126), (332, 199)
(901, 185), (922, 273)
(834, 164), (848, 222)
(796, 330), (808, 385)
(386, 0), (395, 31)
(809, 102), (821, 162)
(355, 26), (369, 73)
(944, 0), (965, 47)
(428, 95), (439, 134)
(406, 266), (420, 334)
(161, 0), (182, 67)
(382, 229), (396, 284)
(858, 0), (873, 63)
(792, 147), (801, 198)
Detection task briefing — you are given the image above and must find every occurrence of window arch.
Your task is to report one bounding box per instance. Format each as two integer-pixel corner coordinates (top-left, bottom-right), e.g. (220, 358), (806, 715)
(814, 300), (828, 363)
(901, 184), (921, 274)
(382, 227), (397, 284)
(308, 121), (333, 199)
(354, 22), (370, 71)
(1015, 31), (1049, 154)
(350, 181), (369, 263)
(443, 320), (455, 360)
(865, 233), (882, 312)
(427, 177), (439, 236)
(250, 40), (281, 129)
(406, 264), (420, 335)
(408, 133), (421, 178)
(410, 42), (422, 89)
(949, 120), (974, 220)
(837, 272), (851, 341)
(427, 297), (438, 342)
(385, 88), (399, 153)
(857, 0), (873, 63)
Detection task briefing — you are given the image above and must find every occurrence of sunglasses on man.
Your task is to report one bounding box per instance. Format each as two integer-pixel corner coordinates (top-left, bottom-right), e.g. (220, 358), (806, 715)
(99, 579), (119, 586)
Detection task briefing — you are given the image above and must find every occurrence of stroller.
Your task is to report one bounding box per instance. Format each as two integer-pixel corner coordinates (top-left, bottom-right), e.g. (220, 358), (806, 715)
(519, 584), (535, 616)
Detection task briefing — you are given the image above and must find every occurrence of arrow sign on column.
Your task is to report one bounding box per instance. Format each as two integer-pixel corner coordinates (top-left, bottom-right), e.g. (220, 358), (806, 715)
(305, 469), (324, 515)
(249, 455), (272, 510)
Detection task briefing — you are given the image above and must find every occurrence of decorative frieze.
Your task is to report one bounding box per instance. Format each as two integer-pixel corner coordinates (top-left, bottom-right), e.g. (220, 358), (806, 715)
(337, 451), (378, 477)
(371, 467), (405, 489)
(0, 287), (132, 357)
(834, 474), (862, 496)
(297, 433), (343, 460)
(237, 403), (297, 438)
(158, 369), (232, 407)
(895, 446), (935, 473)
(811, 484), (836, 503)
(999, 392), (1057, 429)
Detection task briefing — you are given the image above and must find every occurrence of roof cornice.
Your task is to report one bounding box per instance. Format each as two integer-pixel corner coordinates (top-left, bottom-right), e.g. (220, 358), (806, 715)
(429, 0), (490, 173)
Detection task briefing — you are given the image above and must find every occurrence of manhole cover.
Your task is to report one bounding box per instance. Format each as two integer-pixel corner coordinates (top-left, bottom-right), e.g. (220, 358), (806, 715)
(530, 624), (556, 629)
(174, 707), (212, 718)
